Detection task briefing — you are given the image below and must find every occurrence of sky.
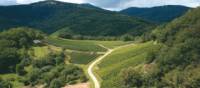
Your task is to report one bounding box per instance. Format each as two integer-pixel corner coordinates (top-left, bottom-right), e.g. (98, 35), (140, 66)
(0, 0), (200, 10)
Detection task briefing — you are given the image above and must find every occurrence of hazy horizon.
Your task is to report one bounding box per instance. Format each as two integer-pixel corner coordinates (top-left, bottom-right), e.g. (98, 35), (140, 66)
(0, 0), (199, 10)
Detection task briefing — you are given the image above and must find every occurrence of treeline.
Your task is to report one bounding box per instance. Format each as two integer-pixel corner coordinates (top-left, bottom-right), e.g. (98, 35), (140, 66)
(58, 32), (137, 41)
(119, 7), (200, 88)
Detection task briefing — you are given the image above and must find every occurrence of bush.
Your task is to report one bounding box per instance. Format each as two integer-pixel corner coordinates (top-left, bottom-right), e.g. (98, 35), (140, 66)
(120, 34), (134, 41)
(0, 78), (12, 88)
(59, 32), (72, 39)
(120, 67), (143, 87)
(49, 79), (64, 88)
(145, 51), (156, 64)
(16, 64), (26, 75)
(25, 68), (41, 86)
(0, 47), (19, 73)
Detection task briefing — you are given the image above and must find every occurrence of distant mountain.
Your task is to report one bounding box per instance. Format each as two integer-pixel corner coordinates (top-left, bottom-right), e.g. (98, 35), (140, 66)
(0, 0), (155, 37)
(79, 3), (102, 10)
(120, 5), (190, 23)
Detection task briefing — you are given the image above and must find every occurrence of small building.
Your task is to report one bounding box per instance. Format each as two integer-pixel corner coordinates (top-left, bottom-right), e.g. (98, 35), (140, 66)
(33, 40), (42, 44)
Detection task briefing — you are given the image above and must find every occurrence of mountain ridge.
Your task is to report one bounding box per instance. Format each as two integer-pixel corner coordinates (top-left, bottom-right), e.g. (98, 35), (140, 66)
(0, 0), (155, 37)
(120, 5), (190, 23)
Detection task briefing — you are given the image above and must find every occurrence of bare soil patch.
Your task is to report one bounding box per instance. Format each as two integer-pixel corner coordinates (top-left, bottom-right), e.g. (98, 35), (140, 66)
(62, 83), (90, 88)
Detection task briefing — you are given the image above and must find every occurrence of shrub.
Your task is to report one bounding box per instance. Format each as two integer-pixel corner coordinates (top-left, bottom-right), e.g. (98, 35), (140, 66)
(0, 78), (12, 88)
(120, 67), (143, 87)
(49, 78), (63, 88)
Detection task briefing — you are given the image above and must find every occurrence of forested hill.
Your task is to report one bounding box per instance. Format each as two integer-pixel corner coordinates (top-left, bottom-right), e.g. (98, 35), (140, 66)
(120, 5), (190, 23)
(0, 0), (155, 37)
(115, 7), (200, 88)
(151, 7), (200, 69)
(144, 7), (200, 87)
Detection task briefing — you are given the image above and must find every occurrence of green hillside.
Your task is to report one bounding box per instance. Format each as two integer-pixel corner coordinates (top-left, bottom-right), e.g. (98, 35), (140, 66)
(93, 7), (200, 88)
(148, 7), (200, 87)
(96, 42), (162, 88)
(0, 0), (155, 37)
(67, 51), (101, 64)
(46, 37), (132, 52)
(100, 7), (200, 88)
(120, 5), (190, 23)
(46, 37), (107, 52)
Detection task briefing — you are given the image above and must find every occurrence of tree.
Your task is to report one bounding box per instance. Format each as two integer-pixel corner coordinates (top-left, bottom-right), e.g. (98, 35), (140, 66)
(120, 34), (134, 41)
(0, 47), (19, 73)
(0, 78), (12, 88)
(145, 51), (156, 64)
(120, 67), (143, 87)
(16, 64), (26, 75)
(49, 79), (63, 88)
(26, 69), (41, 86)
(59, 32), (72, 39)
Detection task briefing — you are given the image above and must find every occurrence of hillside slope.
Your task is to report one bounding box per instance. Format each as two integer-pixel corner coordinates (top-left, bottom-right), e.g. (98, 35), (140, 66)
(0, 1), (155, 37)
(97, 7), (200, 88)
(146, 7), (200, 88)
(96, 42), (162, 88)
(120, 5), (190, 23)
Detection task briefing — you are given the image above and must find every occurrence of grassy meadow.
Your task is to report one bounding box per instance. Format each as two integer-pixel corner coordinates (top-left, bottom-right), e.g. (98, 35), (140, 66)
(47, 37), (107, 52)
(32, 46), (50, 59)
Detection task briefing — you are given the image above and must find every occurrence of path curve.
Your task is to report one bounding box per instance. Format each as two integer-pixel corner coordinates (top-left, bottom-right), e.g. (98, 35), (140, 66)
(87, 44), (135, 88)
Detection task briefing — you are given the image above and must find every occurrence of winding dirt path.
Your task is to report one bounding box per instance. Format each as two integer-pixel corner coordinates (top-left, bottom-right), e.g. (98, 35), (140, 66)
(87, 44), (135, 88)
(87, 48), (113, 88)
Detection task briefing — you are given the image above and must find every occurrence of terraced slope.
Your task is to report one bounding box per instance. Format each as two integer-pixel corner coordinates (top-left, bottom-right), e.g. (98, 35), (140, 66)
(46, 37), (132, 52)
(46, 37), (107, 52)
(66, 51), (101, 64)
(95, 41), (162, 88)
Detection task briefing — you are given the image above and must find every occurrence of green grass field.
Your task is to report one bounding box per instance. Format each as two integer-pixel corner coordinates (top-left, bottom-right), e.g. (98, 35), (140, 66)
(66, 51), (101, 64)
(95, 41), (162, 88)
(32, 46), (50, 59)
(46, 37), (131, 52)
(31, 42), (104, 65)
(94, 41), (132, 49)
(47, 37), (107, 52)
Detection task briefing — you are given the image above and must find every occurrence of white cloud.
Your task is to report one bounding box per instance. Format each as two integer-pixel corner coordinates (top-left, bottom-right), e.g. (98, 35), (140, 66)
(16, 0), (87, 4)
(105, 0), (200, 10)
(123, 0), (200, 8)
(0, 0), (17, 5)
(3, 0), (200, 10)
(57, 0), (87, 4)
(17, 0), (45, 4)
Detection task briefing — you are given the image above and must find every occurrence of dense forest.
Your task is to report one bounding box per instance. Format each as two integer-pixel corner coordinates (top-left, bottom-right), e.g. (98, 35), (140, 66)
(120, 5), (190, 23)
(0, 0), (155, 38)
